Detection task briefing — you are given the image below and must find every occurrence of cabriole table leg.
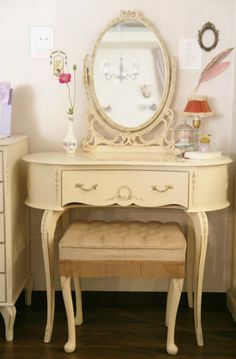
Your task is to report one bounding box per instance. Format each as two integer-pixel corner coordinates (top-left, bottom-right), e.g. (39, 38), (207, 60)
(41, 209), (66, 343)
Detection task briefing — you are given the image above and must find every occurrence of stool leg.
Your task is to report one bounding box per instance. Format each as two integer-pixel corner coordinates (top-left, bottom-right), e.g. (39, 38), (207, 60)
(73, 277), (83, 325)
(61, 276), (76, 353)
(166, 278), (183, 355)
(186, 218), (195, 308)
(165, 279), (173, 327)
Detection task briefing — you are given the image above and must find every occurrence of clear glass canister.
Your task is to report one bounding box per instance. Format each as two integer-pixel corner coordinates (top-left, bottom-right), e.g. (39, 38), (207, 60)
(174, 121), (194, 153)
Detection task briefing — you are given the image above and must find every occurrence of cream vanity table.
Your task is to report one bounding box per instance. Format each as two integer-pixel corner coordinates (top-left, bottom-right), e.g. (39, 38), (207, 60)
(0, 135), (33, 341)
(23, 11), (231, 347)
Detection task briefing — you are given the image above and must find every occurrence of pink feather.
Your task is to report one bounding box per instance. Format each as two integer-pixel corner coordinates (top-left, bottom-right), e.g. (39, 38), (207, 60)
(193, 47), (233, 94)
(199, 61), (230, 84)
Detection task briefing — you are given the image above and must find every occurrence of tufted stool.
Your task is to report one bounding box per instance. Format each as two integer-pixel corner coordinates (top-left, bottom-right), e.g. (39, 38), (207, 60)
(59, 220), (186, 355)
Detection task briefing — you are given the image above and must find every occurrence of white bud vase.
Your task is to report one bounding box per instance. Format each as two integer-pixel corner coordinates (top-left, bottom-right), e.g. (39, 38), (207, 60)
(63, 117), (78, 154)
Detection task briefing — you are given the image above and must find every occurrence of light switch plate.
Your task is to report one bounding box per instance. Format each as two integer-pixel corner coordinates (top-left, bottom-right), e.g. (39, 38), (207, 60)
(30, 26), (54, 59)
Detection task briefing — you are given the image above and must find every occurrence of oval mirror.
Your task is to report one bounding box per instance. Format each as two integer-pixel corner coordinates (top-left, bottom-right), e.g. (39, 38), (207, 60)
(83, 11), (175, 151)
(90, 14), (170, 131)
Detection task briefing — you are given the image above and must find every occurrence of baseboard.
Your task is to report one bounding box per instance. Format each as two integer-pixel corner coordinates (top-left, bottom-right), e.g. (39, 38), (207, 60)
(227, 288), (236, 321)
(17, 290), (226, 309)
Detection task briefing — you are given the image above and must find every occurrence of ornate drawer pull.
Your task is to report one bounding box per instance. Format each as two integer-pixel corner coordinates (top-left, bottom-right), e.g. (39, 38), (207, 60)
(75, 183), (98, 192)
(151, 184), (174, 193)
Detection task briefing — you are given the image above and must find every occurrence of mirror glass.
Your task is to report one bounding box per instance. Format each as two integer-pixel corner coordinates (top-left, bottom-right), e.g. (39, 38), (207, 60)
(92, 20), (167, 129)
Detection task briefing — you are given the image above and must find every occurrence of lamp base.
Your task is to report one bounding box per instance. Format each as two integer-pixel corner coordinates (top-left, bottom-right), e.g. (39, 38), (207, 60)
(192, 118), (201, 129)
(192, 118), (200, 150)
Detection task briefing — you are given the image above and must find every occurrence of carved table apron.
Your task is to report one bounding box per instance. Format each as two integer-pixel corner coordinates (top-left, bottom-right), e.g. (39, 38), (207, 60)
(23, 151), (231, 346)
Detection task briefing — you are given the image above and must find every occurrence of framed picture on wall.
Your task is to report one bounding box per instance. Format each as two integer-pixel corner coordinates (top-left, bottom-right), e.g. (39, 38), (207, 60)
(0, 82), (12, 138)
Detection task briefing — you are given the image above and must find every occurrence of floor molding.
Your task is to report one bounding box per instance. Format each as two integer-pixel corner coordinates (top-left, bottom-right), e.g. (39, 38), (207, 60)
(18, 290), (227, 308)
(227, 288), (236, 321)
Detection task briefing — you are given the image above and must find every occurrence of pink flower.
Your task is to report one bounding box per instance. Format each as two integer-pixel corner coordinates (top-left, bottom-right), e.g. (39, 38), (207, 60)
(59, 73), (71, 84)
(58, 65), (77, 115)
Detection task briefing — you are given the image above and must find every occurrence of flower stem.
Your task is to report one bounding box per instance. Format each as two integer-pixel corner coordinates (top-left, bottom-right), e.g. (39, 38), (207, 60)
(73, 66), (76, 113)
(66, 83), (73, 114)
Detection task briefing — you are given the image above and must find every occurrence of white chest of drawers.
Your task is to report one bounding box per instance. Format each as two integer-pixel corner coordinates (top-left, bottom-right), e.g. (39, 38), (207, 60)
(0, 135), (32, 341)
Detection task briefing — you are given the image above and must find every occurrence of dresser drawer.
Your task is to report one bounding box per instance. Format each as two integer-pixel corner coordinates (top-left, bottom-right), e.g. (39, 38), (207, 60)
(0, 151), (3, 182)
(62, 170), (189, 207)
(0, 183), (4, 212)
(0, 273), (6, 302)
(0, 213), (4, 243)
(0, 243), (5, 272)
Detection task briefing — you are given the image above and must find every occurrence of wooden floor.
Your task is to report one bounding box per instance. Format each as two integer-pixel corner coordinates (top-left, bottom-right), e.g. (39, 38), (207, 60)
(0, 292), (236, 359)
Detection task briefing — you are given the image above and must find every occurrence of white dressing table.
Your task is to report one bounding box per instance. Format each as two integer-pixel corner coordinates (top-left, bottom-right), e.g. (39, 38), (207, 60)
(24, 10), (232, 347)
(23, 150), (231, 345)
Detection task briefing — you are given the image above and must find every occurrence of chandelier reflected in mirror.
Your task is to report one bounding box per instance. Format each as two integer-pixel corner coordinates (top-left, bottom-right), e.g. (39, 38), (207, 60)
(101, 58), (139, 82)
(100, 23), (140, 82)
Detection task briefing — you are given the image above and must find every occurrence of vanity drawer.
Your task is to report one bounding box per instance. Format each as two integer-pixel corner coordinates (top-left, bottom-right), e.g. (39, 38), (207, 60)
(0, 243), (5, 272)
(0, 274), (6, 302)
(62, 170), (189, 207)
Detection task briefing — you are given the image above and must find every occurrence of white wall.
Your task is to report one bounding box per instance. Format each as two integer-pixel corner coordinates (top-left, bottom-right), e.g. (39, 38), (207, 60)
(229, 0), (236, 289)
(0, 0), (235, 291)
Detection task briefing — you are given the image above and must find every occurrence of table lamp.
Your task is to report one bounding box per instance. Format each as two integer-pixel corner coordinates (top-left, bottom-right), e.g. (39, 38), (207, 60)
(182, 95), (214, 149)
(182, 95), (214, 128)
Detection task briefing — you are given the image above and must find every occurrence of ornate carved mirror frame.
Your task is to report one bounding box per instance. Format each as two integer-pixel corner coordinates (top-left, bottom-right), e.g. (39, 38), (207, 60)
(198, 22), (219, 52)
(82, 10), (176, 152)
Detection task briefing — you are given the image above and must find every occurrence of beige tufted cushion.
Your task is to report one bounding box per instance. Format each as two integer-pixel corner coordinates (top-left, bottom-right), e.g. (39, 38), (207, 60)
(59, 221), (186, 278)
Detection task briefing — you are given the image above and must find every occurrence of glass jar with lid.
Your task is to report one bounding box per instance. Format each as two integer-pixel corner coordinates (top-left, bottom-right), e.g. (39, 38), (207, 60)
(174, 121), (194, 153)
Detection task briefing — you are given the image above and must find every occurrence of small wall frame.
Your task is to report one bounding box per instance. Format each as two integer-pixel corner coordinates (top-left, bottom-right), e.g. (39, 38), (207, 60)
(50, 50), (68, 76)
(198, 22), (219, 52)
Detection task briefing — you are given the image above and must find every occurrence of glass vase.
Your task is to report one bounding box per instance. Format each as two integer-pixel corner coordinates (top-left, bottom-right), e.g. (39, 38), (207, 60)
(63, 117), (78, 154)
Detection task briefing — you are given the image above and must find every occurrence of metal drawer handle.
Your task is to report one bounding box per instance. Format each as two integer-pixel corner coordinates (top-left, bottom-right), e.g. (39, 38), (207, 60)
(151, 184), (174, 193)
(75, 183), (98, 192)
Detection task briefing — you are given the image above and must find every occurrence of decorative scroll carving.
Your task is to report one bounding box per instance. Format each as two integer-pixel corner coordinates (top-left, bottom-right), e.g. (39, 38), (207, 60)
(190, 170), (197, 207)
(199, 212), (208, 244)
(106, 185), (143, 202)
(82, 103), (176, 151)
(55, 170), (60, 205)
(120, 10), (143, 19)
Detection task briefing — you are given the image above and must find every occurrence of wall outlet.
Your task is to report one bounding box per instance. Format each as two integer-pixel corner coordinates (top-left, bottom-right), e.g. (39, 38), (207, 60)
(30, 26), (54, 59)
